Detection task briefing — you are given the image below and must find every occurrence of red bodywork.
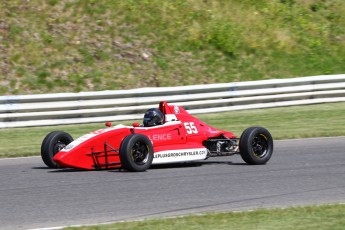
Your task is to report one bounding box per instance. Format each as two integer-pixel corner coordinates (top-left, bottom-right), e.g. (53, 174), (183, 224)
(54, 101), (236, 170)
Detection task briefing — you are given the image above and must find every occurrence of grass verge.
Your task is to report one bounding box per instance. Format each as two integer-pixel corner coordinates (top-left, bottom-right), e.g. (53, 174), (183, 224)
(64, 204), (345, 230)
(1, 102), (345, 158)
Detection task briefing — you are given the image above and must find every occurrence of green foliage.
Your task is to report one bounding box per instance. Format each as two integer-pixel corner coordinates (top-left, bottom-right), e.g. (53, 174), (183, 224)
(0, 0), (345, 95)
(207, 20), (242, 56)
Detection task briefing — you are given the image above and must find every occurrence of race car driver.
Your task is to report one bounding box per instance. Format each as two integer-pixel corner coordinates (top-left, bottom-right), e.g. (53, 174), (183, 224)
(143, 108), (164, 127)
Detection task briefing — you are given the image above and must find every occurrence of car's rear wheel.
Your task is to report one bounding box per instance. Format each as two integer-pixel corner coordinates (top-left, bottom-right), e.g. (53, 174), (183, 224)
(119, 134), (153, 172)
(239, 127), (273, 165)
(41, 131), (73, 168)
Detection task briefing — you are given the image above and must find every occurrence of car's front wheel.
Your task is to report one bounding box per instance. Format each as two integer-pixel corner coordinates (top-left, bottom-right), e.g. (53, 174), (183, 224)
(119, 134), (153, 172)
(239, 127), (273, 165)
(41, 131), (73, 168)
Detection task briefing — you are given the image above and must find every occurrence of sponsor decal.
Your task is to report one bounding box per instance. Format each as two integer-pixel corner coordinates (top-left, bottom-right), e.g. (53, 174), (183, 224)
(174, 106), (180, 114)
(155, 150), (205, 158)
(148, 133), (172, 141)
(64, 144), (74, 150)
(61, 133), (96, 152)
(152, 148), (207, 164)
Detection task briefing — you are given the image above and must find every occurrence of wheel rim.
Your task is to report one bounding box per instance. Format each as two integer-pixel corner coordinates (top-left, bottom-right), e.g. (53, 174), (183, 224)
(130, 141), (150, 165)
(252, 134), (269, 158)
(53, 141), (66, 155)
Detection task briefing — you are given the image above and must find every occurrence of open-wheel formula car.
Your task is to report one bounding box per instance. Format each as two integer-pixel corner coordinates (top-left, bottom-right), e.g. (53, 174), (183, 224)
(41, 101), (273, 172)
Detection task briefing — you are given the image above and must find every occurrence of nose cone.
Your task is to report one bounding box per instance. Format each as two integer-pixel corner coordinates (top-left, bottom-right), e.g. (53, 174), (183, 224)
(53, 151), (72, 168)
(53, 149), (94, 170)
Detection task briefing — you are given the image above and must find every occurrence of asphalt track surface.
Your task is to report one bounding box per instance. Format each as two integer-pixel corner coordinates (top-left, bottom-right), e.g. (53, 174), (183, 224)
(1, 137), (345, 230)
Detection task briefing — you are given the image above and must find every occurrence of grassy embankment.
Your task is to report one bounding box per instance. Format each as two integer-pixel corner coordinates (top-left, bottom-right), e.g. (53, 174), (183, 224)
(1, 0), (345, 94)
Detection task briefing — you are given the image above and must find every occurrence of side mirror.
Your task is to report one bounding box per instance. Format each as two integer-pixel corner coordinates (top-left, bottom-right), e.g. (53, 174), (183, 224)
(105, 122), (112, 127)
(132, 122), (140, 127)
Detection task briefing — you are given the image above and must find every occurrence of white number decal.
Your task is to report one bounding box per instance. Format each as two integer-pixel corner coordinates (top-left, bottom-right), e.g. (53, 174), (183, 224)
(184, 122), (198, 134)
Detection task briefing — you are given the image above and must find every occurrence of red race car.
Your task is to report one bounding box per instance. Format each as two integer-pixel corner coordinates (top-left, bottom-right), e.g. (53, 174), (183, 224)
(41, 101), (273, 172)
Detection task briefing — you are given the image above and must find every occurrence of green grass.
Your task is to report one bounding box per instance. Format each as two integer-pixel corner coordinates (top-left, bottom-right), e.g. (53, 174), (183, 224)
(1, 0), (345, 95)
(64, 204), (345, 230)
(1, 102), (345, 158)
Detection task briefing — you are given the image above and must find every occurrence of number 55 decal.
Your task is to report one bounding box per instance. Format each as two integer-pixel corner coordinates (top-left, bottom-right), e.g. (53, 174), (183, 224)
(184, 122), (198, 134)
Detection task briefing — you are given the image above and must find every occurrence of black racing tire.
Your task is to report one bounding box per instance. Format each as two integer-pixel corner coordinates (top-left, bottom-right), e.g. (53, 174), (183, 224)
(239, 127), (273, 165)
(41, 131), (73, 168)
(119, 134), (153, 172)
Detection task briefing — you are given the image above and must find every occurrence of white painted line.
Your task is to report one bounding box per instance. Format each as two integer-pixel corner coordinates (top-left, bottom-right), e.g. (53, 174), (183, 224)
(275, 136), (345, 142)
(28, 227), (65, 230)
